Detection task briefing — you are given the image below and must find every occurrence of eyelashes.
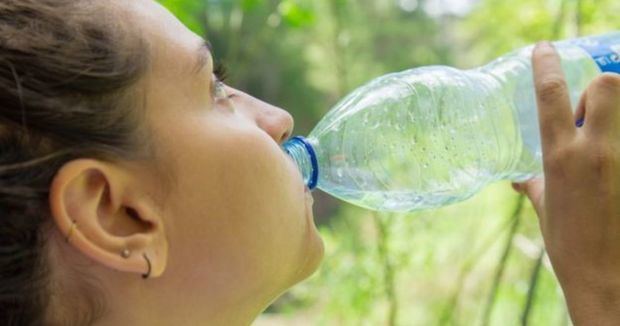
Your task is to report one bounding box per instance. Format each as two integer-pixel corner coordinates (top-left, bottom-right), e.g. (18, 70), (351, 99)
(211, 60), (236, 104)
(214, 61), (229, 82)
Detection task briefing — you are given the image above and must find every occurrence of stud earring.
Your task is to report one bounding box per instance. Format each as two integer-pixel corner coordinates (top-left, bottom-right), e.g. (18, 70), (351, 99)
(65, 221), (77, 243)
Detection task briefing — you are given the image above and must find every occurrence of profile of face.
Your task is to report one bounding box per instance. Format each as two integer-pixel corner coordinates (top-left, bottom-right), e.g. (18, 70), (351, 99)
(47, 0), (323, 324)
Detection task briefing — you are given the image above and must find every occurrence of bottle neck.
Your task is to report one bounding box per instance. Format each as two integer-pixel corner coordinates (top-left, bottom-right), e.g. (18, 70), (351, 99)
(282, 136), (319, 190)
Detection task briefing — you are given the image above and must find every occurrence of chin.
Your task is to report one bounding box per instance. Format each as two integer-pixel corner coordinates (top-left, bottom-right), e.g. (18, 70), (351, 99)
(302, 239), (325, 280)
(291, 225), (325, 285)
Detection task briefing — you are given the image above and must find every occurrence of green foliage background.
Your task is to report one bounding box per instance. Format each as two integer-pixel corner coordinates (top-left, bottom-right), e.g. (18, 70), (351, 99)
(158, 0), (620, 325)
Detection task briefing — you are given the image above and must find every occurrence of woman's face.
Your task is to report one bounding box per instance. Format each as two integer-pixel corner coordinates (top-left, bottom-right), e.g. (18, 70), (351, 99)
(125, 0), (323, 311)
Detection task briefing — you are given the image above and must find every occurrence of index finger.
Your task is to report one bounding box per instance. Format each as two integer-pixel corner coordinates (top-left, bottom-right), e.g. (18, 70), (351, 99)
(532, 42), (576, 149)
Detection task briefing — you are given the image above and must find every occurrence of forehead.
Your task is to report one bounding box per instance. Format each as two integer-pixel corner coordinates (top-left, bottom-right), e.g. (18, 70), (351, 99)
(114, 0), (213, 122)
(122, 0), (209, 80)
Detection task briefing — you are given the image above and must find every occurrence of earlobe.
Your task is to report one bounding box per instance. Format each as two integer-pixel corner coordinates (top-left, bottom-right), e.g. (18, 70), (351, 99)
(49, 158), (168, 278)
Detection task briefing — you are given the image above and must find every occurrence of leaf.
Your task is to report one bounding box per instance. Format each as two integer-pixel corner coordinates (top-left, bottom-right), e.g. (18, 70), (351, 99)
(278, 0), (315, 28)
(241, 0), (264, 12)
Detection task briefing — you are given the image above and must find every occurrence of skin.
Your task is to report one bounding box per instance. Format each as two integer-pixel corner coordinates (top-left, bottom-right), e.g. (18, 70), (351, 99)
(46, 0), (323, 325)
(514, 42), (620, 325)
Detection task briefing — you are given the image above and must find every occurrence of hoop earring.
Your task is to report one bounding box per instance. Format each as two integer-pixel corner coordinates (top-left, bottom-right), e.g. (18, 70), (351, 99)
(142, 253), (151, 279)
(65, 221), (77, 243)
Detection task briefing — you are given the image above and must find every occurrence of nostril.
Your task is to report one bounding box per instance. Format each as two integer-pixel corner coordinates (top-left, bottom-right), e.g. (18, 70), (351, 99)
(281, 130), (291, 143)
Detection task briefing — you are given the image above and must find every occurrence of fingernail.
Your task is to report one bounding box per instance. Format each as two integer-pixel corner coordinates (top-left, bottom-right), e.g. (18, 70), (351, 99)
(537, 41), (555, 50)
(576, 118), (585, 128)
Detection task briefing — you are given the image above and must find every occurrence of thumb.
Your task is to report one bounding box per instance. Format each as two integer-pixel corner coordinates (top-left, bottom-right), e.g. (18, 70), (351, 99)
(512, 177), (545, 218)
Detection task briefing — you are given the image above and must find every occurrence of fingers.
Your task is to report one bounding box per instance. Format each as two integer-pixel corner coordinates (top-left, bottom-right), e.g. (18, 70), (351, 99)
(512, 178), (545, 221)
(582, 73), (620, 136)
(532, 42), (576, 149)
(575, 90), (586, 128)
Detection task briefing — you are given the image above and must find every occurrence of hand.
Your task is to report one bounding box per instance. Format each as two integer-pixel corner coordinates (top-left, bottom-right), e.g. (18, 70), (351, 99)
(513, 42), (620, 325)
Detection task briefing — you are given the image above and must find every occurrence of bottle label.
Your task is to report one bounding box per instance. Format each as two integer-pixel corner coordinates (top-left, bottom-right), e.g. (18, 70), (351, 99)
(573, 37), (620, 74)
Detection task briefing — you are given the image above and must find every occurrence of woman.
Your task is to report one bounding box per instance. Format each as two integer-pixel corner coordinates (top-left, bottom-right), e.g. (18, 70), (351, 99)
(1, 0), (322, 324)
(0, 0), (618, 325)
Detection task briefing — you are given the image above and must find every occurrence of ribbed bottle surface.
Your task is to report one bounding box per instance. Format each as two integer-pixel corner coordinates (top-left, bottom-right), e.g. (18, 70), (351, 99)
(283, 33), (619, 212)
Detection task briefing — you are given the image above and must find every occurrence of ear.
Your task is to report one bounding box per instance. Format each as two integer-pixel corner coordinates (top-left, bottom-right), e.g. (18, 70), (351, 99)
(49, 158), (167, 278)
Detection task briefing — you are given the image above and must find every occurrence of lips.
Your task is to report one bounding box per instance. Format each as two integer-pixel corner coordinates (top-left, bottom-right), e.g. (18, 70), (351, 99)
(304, 186), (314, 205)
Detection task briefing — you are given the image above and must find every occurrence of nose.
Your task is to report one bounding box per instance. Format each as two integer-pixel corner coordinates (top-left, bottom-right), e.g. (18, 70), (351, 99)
(233, 89), (294, 144)
(256, 103), (294, 144)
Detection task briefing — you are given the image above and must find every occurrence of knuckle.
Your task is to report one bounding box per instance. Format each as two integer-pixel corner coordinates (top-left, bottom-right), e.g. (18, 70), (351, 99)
(536, 77), (568, 104)
(543, 147), (574, 175)
(591, 73), (620, 94)
(588, 144), (618, 177)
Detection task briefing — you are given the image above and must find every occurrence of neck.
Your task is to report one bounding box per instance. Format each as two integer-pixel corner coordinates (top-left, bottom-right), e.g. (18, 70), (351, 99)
(92, 274), (282, 326)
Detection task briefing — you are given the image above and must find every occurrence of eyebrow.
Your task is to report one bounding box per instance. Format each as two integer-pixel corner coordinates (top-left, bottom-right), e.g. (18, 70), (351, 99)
(193, 40), (213, 75)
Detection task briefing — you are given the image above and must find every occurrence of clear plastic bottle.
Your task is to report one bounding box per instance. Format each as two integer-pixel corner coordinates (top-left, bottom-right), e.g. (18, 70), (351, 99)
(283, 32), (620, 212)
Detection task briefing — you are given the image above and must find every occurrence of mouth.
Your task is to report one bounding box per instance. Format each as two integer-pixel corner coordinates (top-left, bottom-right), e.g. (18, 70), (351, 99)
(282, 143), (313, 205)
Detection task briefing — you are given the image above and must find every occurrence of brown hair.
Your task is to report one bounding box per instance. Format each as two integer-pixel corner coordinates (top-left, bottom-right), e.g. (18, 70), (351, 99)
(0, 0), (151, 324)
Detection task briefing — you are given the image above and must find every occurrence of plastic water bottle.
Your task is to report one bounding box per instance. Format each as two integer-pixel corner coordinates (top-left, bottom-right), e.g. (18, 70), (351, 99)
(283, 32), (620, 212)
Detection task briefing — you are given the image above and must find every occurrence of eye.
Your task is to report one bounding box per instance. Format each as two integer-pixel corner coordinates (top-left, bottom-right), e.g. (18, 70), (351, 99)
(212, 77), (228, 101)
(210, 76), (236, 112)
(210, 61), (235, 107)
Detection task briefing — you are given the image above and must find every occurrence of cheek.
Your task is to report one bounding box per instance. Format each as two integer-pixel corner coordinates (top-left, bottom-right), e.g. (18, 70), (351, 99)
(167, 125), (308, 286)
(164, 115), (306, 271)
(213, 129), (303, 224)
